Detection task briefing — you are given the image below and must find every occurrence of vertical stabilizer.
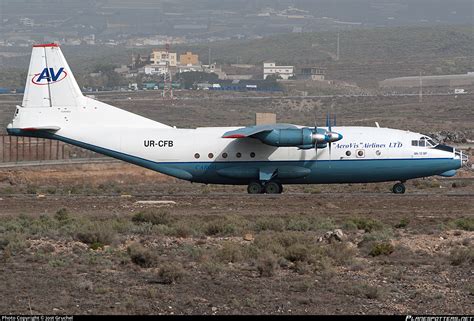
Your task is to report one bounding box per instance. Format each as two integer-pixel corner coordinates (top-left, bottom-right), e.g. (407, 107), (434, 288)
(22, 43), (83, 108)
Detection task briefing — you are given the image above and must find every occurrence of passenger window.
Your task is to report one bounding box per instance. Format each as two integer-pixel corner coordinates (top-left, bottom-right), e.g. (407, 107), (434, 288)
(412, 140), (418, 146)
(194, 153), (200, 159)
(250, 152), (255, 158)
(208, 153), (214, 159)
(345, 151), (351, 156)
(222, 152), (228, 158)
(236, 152), (242, 158)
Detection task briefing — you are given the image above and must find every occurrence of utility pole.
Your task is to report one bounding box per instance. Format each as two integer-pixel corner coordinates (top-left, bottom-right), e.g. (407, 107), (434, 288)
(162, 43), (173, 100)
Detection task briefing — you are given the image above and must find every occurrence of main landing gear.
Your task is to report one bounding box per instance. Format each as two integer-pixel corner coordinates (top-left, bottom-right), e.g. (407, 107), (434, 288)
(247, 181), (283, 194)
(392, 182), (406, 194)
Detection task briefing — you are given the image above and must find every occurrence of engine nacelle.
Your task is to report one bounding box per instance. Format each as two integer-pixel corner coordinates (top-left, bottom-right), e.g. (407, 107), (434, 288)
(254, 128), (342, 148)
(255, 128), (314, 147)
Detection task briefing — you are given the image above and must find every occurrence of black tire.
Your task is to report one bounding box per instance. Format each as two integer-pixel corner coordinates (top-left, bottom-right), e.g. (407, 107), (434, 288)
(264, 181), (282, 194)
(247, 181), (263, 194)
(278, 182), (284, 194)
(392, 183), (406, 194)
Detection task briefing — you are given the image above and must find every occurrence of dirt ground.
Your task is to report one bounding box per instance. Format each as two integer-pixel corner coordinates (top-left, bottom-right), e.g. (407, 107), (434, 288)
(0, 163), (473, 315)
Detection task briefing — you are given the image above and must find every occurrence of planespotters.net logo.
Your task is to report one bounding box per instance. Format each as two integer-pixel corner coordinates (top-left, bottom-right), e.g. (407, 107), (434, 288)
(406, 316), (473, 321)
(32, 67), (67, 85)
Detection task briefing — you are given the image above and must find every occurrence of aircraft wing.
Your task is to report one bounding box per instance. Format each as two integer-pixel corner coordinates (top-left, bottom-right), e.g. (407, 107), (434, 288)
(222, 123), (298, 138)
(21, 126), (61, 132)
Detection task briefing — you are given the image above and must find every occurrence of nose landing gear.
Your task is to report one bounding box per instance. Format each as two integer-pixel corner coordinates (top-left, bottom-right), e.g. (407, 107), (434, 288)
(247, 181), (283, 194)
(392, 182), (406, 194)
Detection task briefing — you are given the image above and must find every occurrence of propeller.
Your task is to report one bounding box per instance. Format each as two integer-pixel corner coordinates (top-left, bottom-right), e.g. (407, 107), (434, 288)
(325, 112), (343, 160)
(310, 111), (343, 161)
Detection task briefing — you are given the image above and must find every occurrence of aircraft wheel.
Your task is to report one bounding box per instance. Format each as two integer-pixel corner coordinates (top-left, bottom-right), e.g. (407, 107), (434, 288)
(247, 181), (263, 194)
(264, 181), (282, 194)
(278, 183), (284, 194)
(392, 182), (406, 194)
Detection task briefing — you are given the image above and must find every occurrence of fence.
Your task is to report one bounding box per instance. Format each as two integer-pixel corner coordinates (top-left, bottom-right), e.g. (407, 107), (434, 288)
(0, 134), (109, 164)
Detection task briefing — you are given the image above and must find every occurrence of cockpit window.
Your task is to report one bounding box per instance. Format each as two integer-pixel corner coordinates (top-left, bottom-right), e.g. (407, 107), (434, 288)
(413, 136), (437, 147)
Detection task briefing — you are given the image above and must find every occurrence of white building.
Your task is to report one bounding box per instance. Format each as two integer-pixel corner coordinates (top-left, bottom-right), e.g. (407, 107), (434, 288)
(144, 63), (169, 75)
(177, 64), (204, 73)
(263, 62), (294, 80)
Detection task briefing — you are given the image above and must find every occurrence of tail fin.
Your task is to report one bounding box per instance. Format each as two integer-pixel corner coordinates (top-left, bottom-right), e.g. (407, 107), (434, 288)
(8, 43), (170, 133)
(23, 43), (83, 108)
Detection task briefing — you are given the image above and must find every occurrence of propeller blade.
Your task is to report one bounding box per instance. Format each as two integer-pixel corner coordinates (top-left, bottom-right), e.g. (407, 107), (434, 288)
(326, 113), (331, 132)
(334, 114), (337, 127)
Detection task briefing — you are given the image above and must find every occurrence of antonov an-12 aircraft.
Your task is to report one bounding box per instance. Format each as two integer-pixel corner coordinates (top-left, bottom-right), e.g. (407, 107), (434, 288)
(6, 44), (468, 194)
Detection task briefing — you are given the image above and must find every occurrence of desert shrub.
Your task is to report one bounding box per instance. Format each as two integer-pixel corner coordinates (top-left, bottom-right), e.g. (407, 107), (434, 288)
(285, 244), (309, 262)
(257, 253), (277, 277)
(127, 243), (159, 268)
(311, 217), (336, 231)
(287, 218), (311, 231)
(75, 222), (116, 248)
(293, 261), (312, 275)
(216, 242), (243, 263)
(204, 219), (236, 236)
(369, 242), (395, 257)
(346, 282), (382, 299)
(449, 218), (474, 231)
(326, 242), (356, 265)
(254, 217), (286, 232)
(449, 247), (474, 266)
(451, 180), (472, 188)
(157, 262), (185, 284)
(132, 209), (171, 226)
(253, 233), (285, 256)
(0, 232), (28, 255)
(362, 228), (394, 242)
(168, 222), (194, 238)
(345, 217), (384, 232)
(394, 218), (410, 229)
(26, 184), (38, 194)
(54, 208), (70, 222)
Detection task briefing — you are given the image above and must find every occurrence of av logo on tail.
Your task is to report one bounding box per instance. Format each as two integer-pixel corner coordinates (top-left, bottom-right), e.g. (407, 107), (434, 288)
(32, 67), (67, 85)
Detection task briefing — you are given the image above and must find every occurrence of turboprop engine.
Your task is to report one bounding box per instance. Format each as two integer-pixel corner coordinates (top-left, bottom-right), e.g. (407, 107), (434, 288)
(253, 127), (343, 149)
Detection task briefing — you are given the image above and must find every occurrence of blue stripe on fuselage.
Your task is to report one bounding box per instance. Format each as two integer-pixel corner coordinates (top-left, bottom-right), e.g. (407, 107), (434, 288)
(7, 128), (460, 185)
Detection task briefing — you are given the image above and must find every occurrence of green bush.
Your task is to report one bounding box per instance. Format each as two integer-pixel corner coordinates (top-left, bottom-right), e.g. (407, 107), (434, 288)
(345, 217), (384, 232)
(127, 243), (159, 268)
(369, 242), (395, 257)
(75, 222), (116, 248)
(326, 242), (356, 265)
(449, 247), (473, 266)
(257, 253), (277, 277)
(132, 209), (171, 226)
(450, 218), (474, 231)
(287, 218), (311, 231)
(254, 217), (286, 232)
(54, 208), (70, 222)
(346, 282), (382, 299)
(157, 262), (185, 284)
(204, 219), (236, 236)
(394, 218), (410, 229)
(285, 244), (309, 262)
(216, 242), (243, 263)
